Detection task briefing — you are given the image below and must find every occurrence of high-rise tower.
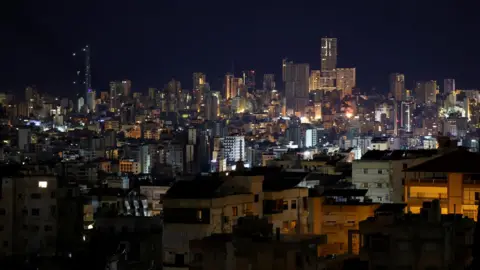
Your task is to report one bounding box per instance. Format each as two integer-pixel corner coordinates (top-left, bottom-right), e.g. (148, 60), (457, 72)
(84, 45), (92, 99)
(321, 37), (337, 71)
(72, 45), (92, 100)
(389, 73), (405, 101)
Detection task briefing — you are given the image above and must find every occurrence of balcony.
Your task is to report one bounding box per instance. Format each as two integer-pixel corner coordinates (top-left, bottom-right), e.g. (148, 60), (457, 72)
(408, 192), (448, 200)
(407, 178), (447, 185)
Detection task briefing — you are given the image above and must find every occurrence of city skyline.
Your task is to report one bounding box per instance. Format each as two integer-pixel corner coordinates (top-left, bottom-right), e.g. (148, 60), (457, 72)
(2, 1), (479, 93)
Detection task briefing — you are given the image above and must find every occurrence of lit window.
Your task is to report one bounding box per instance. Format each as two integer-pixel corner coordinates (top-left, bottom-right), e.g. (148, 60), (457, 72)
(197, 210), (202, 220)
(38, 181), (48, 188)
(232, 206), (238, 217)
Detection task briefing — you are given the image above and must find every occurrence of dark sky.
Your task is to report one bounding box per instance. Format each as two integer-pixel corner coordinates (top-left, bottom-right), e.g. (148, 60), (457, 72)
(1, 0), (479, 96)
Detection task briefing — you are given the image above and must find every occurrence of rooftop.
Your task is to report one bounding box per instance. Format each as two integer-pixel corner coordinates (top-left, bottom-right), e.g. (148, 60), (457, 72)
(361, 149), (438, 161)
(404, 149), (480, 173)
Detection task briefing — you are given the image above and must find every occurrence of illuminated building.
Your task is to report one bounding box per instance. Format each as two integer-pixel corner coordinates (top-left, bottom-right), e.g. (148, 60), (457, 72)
(242, 70), (255, 92)
(224, 73), (234, 99)
(263, 73), (275, 91)
(389, 73), (405, 101)
(352, 150), (439, 203)
(314, 102), (322, 120)
(166, 79), (181, 112)
(400, 101), (413, 132)
(86, 89), (96, 112)
(309, 189), (379, 255)
(284, 62), (309, 116)
(403, 148), (480, 221)
(415, 80), (437, 104)
(204, 91), (219, 121)
(192, 72), (206, 90)
(223, 136), (246, 165)
(120, 159), (141, 174)
(309, 70), (322, 91)
(321, 37), (337, 71)
(336, 68), (356, 97)
(122, 79), (132, 97)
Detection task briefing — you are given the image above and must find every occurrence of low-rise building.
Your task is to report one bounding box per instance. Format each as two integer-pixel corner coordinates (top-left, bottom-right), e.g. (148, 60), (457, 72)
(190, 216), (327, 270)
(308, 189), (379, 255)
(404, 148), (480, 220)
(359, 201), (475, 270)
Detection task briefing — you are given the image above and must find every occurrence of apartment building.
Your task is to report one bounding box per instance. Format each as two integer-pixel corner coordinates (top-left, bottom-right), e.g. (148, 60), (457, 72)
(162, 170), (309, 270)
(308, 189), (379, 256)
(360, 201), (475, 270)
(352, 150), (438, 203)
(0, 169), (58, 257)
(190, 217), (327, 270)
(403, 148), (480, 220)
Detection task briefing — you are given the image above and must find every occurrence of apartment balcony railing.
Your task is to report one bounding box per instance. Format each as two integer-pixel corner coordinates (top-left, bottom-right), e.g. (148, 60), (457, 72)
(409, 192), (448, 200)
(407, 178), (448, 184)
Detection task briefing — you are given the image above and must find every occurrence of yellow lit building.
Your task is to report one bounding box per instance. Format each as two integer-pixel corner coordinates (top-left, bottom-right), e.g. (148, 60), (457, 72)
(308, 189), (379, 256)
(120, 159), (141, 174)
(404, 149), (480, 220)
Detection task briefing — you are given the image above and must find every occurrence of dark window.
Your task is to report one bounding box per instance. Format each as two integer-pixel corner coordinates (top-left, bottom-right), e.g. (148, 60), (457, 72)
(174, 254), (185, 266)
(0, 208), (5, 215)
(254, 194), (259, 202)
(303, 197), (308, 210)
(30, 193), (41, 199)
(283, 200), (289, 210)
(50, 206), (56, 216)
(0, 225), (4, 231)
(378, 169), (383, 174)
(31, 208), (40, 216)
(363, 169), (368, 174)
(44, 225), (53, 232)
(291, 200), (297, 209)
(3, 241), (7, 248)
(475, 192), (480, 201)
(295, 252), (302, 267)
(22, 224), (28, 230)
(403, 163), (408, 170)
(51, 192), (56, 199)
(194, 253), (203, 262)
(22, 208), (28, 216)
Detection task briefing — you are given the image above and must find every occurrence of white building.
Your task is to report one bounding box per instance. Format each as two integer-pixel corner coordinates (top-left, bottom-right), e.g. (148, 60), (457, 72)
(223, 136), (246, 164)
(305, 128), (318, 148)
(352, 150), (439, 203)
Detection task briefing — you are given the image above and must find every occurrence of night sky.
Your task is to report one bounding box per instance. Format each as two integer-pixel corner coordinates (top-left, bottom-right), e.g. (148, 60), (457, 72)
(1, 0), (479, 96)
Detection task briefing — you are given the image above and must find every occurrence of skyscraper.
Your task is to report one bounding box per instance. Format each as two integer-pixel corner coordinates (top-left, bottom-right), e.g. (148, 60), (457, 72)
(263, 74), (275, 91)
(122, 80), (132, 97)
(242, 70), (255, 92)
(86, 89), (96, 112)
(321, 37), (337, 71)
(224, 73), (234, 100)
(309, 70), (322, 91)
(336, 68), (356, 97)
(389, 73), (406, 101)
(81, 45), (92, 101)
(193, 72), (206, 90)
(444, 79), (455, 94)
(284, 62), (310, 115)
(415, 80), (437, 104)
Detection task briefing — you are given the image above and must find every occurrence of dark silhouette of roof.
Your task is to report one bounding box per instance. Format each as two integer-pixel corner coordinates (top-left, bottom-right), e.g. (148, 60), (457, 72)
(374, 203), (406, 213)
(321, 189), (368, 197)
(361, 149), (438, 161)
(404, 149), (480, 173)
(164, 178), (224, 199)
(262, 171), (308, 192)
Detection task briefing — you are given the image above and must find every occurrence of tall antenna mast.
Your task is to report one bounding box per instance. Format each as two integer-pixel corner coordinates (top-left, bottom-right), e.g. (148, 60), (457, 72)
(83, 45), (92, 97)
